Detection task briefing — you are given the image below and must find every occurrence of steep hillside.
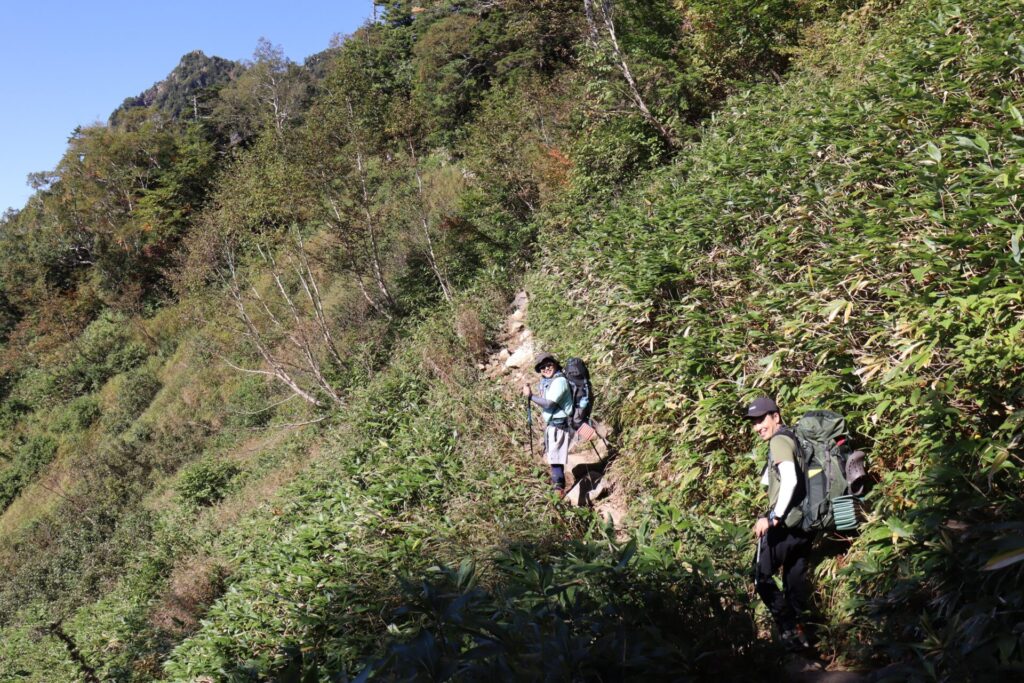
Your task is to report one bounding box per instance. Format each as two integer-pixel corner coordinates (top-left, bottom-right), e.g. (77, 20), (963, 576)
(531, 0), (1024, 677)
(0, 0), (1020, 681)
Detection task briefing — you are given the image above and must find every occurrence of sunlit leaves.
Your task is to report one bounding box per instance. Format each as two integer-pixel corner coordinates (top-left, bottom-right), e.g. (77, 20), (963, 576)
(982, 542), (1024, 572)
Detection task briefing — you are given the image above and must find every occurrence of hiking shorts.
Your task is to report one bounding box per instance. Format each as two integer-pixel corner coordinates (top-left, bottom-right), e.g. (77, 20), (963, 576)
(544, 424), (570, 465)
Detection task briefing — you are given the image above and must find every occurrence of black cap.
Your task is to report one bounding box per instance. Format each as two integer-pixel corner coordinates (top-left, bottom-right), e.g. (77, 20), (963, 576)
(744, 397), (779, 419)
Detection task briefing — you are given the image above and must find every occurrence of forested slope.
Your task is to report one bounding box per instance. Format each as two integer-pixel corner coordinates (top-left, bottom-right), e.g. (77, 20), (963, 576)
(0, 0), (1021, 681)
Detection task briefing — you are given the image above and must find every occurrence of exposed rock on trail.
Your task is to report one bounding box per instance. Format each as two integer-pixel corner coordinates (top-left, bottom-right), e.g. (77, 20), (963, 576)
(485, 291), (628, 534)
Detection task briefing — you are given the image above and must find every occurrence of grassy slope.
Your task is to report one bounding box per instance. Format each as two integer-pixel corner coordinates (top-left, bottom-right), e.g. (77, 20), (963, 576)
(159, 283), (570, 679)
(0, 279), (573, 681)
(531, 0), (1024, 675)
(0, 299), (314, 678)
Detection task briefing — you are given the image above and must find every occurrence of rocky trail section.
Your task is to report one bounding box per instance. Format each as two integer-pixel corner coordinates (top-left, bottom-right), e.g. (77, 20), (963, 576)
(482, 292), (629, 534)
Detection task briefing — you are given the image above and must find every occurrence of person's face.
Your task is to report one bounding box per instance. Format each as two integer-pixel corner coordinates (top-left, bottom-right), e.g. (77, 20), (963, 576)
(539, 362), (557, 378)
(751, 412), (781, 441)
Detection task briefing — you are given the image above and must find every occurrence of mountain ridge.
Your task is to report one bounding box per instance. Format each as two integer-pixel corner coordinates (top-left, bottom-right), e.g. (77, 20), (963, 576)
(108, 50), (242, 125)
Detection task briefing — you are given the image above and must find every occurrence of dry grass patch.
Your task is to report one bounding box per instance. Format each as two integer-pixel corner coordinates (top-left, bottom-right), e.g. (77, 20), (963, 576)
(205, 447), (313, 534)
(455, 305), (487, 360)
(149, 553), (227, 637)
(223, 425), (297, 465)
(0, 446), (87, 538)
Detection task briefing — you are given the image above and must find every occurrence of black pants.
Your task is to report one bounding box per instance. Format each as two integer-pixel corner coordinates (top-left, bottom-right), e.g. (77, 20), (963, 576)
(753, 525), (812, 632)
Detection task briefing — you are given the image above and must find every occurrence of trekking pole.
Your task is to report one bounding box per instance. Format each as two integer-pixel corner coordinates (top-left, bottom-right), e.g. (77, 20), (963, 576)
(526, 396), (535, 460)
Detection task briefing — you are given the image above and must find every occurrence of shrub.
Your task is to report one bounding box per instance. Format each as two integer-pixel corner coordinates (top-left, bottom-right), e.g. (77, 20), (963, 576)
(102, 368), (162, 434)
(176, 459), (241, 508)
(52, 395), (102, 433)
(51, 310), (148, 398)
(531, 0), (1024, 676)
(223, 375), (273, 429)
(7, 367), (59, 412)
(362, 538), (772, 681)
(0, 434), (58, 513)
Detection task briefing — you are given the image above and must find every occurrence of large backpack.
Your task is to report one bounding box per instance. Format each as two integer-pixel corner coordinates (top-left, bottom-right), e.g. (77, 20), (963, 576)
(562, 358), (593, 430)
(782, 410), (864, 533)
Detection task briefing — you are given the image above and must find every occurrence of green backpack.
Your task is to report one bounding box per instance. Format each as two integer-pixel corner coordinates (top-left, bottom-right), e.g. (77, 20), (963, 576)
(779, 410), (865, 533)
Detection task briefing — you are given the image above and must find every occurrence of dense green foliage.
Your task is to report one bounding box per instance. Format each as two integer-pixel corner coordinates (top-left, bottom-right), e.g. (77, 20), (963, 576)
(0, 435), (57, 513)
(531, 0), (1024, 677)
(1, 0), (1021, 680)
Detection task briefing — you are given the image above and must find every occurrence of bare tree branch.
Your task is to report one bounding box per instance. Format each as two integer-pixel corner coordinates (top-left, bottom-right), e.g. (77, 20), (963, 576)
(259, 241), (343, 406)
(227, 391), (299, 416)
(583, 0), (677, 148)
(292, 229), (345, 366)
(408, 140), (453, 302)
(347, 97), (397, 310)
(220, 249), (327, 408)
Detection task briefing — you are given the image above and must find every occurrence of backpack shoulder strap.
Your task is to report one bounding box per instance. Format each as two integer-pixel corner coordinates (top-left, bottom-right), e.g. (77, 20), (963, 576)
(773, 426), (805, 472)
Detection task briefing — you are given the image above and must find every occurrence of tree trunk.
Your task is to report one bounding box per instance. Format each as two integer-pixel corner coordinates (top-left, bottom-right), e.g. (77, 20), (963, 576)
(48, 622), (101, 683)
(354, 148), (396, 308)
(583, 0), (677, 148)
(347, 97), (396, 309)
(408, 141), (453, 302)
(221, 252), (327, 409)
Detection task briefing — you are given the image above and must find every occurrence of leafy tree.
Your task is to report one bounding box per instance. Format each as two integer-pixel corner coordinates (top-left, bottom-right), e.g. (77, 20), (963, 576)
(407, 2), (580, 147)
(197, 133), (309, 244)
(209, 39), (313, 146)
(373, 0), (416, 27)
(133, 123), (218, 244)
(410, 13), (487, 145)
(0, 282), (21, 345)
(573, 0), (837, 191)
(488, 0), (583, 77)
(397, 148), (463, 300)
(21, 114), (188, 301)
(301, 56), (401, 315)
(582, 0), (679, 147)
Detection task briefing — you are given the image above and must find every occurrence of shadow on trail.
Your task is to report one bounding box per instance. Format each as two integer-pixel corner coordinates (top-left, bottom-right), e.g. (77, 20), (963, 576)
(343, 535), (786, 682)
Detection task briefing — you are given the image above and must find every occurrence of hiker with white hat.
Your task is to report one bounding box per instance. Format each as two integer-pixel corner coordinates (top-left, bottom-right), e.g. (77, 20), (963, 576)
(522, 352), (574, 495)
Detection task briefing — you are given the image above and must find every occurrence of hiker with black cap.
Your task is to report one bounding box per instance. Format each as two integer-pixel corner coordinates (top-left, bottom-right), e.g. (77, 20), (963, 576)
(522, 353), (574, 495)
(745, 396), (813, 651)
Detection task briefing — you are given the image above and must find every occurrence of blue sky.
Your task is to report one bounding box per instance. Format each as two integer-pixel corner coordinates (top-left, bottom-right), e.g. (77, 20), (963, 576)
(1, 0), (375, 214)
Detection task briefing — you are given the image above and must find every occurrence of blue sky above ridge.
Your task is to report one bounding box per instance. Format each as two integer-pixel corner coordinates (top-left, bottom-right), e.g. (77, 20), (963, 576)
(1, 0), (374, 215)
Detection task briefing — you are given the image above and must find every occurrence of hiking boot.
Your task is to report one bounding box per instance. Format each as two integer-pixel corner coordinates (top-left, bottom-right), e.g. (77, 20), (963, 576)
(780, 624), (810, 652)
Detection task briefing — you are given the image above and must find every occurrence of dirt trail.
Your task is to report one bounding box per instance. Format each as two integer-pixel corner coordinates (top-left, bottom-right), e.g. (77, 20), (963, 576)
(483, 291), (629, 535)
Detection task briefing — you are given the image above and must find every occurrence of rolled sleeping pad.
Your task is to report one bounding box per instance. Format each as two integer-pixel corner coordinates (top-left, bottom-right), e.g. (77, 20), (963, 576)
(832, 495), (863, 531)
